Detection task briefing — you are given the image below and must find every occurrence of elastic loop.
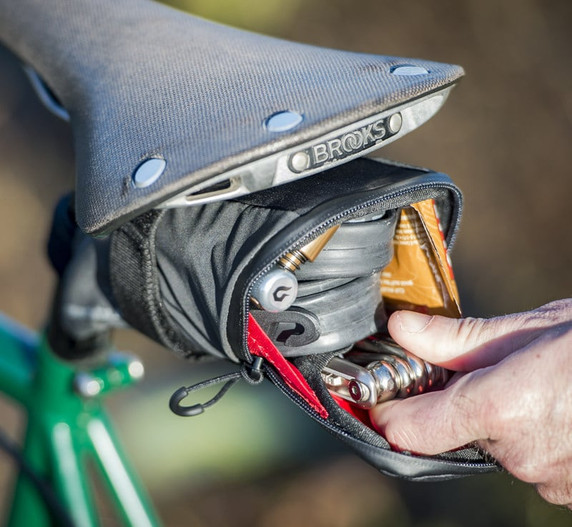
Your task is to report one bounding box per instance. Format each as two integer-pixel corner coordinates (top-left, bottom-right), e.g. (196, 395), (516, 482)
(169, 359), (265, 416)
(169, 372), (241, 417)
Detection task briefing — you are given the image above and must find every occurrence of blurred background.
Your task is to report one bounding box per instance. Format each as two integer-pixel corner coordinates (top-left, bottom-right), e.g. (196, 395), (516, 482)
(0, 0), (570, 525)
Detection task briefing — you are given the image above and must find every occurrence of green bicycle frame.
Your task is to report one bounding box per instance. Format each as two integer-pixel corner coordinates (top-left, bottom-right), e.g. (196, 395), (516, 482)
(0, 313), (161, 527)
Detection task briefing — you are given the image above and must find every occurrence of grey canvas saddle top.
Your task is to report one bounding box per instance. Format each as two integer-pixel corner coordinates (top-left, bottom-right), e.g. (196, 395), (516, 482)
(0, 0), (463, 234)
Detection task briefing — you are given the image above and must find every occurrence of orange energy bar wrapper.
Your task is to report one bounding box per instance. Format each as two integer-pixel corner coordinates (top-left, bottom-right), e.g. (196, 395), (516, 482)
(381, 199), (461, 317)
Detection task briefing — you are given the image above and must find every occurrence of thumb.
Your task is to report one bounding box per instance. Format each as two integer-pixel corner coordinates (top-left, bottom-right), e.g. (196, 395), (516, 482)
(387, 304), (562, 371)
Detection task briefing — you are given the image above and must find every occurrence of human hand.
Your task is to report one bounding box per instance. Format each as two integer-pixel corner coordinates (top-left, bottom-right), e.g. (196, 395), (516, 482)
(369, 299), (572, 507)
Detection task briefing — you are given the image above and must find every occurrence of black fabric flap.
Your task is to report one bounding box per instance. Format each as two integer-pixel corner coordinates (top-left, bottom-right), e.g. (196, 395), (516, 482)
(109, 158), (462, 361)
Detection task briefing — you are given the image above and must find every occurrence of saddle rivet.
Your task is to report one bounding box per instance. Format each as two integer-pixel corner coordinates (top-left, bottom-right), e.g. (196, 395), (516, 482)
(265, 111), (304, 132)
(290, 151), (310, 172)
(388, 112), (403, 134)
(391, 65), (429, 76)
(132, 157), (166, 188)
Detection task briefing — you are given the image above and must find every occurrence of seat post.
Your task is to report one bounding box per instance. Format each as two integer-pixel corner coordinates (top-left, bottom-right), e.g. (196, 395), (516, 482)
(46, 195), (114, 361)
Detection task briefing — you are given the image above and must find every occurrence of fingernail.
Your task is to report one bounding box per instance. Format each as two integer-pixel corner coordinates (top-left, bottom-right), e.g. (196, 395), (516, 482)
(398, 311), (432, 333)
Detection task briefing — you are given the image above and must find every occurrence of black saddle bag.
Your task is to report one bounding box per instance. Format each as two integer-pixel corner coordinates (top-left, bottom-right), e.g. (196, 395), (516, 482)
(107, 157), (499, 480)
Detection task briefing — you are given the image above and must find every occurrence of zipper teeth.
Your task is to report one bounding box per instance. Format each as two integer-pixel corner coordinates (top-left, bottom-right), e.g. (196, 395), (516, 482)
(241, 182), (494, 471)
(263, 365), (355, 440)
(241, 180), (457, 353)
(265, 365), (497, 470)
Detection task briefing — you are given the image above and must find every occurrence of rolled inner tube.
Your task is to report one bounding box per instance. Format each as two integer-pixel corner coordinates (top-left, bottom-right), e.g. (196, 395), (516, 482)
(252, 207), (399, 355)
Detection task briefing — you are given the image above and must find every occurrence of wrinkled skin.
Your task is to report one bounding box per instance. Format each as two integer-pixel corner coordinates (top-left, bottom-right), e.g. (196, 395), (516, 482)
(370, 299), (572, 508)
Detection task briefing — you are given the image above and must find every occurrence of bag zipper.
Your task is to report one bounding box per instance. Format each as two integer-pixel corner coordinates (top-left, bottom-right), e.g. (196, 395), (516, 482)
(240, 178), (462, 357)
(233, 172), (498, 477)
(263, 362), (499, 472)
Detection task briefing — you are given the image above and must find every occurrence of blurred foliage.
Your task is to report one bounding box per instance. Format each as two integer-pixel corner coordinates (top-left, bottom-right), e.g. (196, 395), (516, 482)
(0, 0), (571, 526)
(162, 0), (302, 33)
